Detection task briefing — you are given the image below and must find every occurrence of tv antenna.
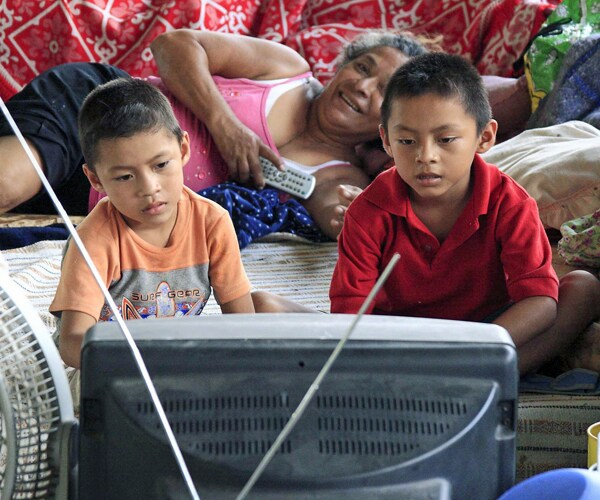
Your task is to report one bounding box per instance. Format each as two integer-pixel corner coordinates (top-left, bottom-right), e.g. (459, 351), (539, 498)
(236, 252), (401, 499)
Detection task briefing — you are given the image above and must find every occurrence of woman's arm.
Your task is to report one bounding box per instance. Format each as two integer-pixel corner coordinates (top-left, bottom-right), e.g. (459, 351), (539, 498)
(329, 184), (364, 236)
(151, 30), (309, 82)
(150, 30), (310, 184)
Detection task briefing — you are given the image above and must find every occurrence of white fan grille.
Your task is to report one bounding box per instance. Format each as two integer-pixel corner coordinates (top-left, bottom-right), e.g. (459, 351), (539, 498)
(0, 285), (70, 498)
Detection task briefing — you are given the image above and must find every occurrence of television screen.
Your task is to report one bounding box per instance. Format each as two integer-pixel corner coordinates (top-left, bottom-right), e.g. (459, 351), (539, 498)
(78, 313), (518, 499)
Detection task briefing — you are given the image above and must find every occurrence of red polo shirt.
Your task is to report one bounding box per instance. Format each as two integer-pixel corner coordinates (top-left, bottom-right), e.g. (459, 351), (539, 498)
(329, 155), (559, 320)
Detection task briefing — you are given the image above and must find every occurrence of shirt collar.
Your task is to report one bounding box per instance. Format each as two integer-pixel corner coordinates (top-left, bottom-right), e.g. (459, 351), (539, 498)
(363, 154), (499, 219)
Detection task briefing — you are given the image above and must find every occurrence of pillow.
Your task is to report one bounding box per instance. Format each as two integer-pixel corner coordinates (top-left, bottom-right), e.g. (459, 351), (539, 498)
(283, 24), (371, 84)
(255, 0), (308, 41)
(483, 75), (532, 142)
(0, 0), (264, 100)
(482, 121), (600, 229)
(256, 0), (556, 82)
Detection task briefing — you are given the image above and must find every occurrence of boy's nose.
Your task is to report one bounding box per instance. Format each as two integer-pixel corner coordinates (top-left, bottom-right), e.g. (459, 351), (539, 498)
(416, 142), (438, 164)
(138, 175), (160, 196)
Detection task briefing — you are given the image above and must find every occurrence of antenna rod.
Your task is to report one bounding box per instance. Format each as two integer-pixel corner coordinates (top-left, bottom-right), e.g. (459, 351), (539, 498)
(0, 98), (200, 500)
(236, 253), (401, 500)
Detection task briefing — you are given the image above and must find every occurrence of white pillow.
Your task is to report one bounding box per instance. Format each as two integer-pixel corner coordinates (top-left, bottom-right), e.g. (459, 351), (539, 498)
(483, 121), (600, 229)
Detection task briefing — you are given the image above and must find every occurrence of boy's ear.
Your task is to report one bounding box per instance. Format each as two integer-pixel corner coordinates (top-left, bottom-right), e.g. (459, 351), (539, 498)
(180, 131), (191, 167)
(379, 124), (394, 158)
(82, 164), (106, 194)
(476, 119), (498, 154)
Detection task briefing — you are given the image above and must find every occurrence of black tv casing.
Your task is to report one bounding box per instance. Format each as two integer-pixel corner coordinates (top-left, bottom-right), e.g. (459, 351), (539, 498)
(78, 313), (518, 499)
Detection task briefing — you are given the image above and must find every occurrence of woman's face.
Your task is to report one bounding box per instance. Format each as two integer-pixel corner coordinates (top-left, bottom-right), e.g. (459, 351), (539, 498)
(316, 46), (410, 144)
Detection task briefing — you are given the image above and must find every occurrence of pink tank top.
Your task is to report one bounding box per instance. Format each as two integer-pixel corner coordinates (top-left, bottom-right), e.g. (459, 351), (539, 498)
(87, 73), (313, 211)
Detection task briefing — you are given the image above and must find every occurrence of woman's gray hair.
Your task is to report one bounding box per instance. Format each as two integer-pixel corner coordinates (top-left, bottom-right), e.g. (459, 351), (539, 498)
(335, 30), (434, 68)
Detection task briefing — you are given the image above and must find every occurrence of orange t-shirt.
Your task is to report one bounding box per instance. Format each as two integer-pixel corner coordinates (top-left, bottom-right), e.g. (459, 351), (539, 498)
(51, 187), (250, 321)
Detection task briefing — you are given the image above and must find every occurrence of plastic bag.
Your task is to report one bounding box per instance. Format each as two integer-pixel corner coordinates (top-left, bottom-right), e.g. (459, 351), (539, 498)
(524, 0), (600, 112)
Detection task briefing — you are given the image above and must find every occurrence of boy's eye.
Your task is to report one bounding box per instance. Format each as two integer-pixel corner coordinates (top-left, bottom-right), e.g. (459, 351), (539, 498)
(156, 161), (170, 170)
(439, 137), (457, 144)
(398, 139), (415, 146)
(114, 174), (132, 182)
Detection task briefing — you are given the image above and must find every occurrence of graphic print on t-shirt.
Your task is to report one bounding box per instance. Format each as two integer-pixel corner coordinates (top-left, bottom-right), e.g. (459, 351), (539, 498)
(99, 266), (211, 321)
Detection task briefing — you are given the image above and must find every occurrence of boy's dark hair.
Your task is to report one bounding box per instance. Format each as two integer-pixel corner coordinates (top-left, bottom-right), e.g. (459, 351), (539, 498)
(78, 77), (183, 169)
(380, 52), (492, 135)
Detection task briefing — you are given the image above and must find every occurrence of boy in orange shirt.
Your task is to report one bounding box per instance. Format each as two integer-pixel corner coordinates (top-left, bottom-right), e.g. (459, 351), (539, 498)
(50, 78), (254, 369)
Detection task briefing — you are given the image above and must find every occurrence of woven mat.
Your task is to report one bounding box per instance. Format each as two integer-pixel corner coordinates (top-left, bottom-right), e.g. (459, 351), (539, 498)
(0, 213), (85, 227)
(0, 237), (338, 332)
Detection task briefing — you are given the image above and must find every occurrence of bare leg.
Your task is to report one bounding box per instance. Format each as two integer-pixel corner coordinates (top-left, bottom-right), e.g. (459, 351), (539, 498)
(518, 270), (600, 375)
(251, 291), (318, 313)
(0, 135), (45, 213)
(566, 322), (600, 372)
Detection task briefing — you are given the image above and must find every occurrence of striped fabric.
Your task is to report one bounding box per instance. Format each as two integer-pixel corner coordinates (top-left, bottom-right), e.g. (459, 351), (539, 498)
(517, 394), (600, 481)
(0, 236), (338, 326)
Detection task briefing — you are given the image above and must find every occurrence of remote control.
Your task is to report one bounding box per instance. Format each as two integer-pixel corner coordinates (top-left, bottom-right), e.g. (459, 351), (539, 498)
(259, 157), (316, 199)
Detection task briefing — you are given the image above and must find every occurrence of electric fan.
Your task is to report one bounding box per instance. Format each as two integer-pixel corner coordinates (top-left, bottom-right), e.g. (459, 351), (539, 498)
(0, 271), (76, 499)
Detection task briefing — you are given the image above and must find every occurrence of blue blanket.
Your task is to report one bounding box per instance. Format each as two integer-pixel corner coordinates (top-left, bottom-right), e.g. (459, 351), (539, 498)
(199, 183), (330, 249)
(0, 224), (69, 250)
(0, 184), (329, 251)
(528, 34), (600, 129)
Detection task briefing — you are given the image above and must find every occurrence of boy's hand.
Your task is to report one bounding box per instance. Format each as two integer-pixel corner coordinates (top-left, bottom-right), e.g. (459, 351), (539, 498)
(57, 310), (97, 369)
(330, 184), (363, 236)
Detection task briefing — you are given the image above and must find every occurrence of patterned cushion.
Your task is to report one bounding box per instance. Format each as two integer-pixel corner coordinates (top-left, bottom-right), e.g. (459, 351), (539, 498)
(0, 0), (555, 100)
(0, 0), (263, 99)
(261, 0), (557, 83)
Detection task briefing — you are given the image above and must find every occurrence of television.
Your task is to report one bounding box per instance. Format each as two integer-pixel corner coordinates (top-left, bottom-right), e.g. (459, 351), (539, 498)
(78, 313), (518, 499)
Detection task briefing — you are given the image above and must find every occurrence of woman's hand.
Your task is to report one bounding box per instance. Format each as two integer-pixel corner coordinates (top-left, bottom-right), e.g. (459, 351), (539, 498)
(330, 184), (363, 235)
(210, 114), (282, 187)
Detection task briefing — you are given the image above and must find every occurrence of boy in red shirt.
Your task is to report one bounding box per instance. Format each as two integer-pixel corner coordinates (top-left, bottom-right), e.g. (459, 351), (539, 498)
(330, 52), (600, 375)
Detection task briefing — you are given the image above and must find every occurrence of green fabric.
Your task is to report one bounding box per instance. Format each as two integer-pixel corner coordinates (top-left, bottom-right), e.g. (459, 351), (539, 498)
(525, 0), (600, 111)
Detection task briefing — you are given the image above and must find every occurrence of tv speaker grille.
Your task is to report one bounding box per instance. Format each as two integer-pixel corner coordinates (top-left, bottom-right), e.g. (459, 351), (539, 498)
(119, 387), (477, 462)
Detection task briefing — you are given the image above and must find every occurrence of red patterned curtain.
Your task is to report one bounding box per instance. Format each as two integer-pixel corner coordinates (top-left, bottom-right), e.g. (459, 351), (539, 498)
(0, 0), (560, 101)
